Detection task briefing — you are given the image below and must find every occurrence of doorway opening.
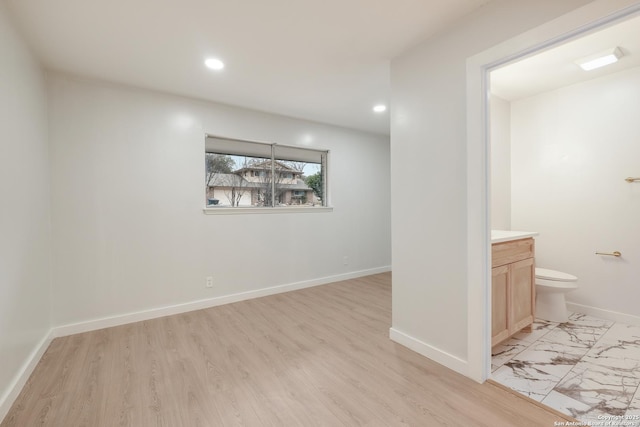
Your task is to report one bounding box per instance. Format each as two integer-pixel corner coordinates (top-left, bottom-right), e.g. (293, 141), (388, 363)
(484, 9), (640, 424)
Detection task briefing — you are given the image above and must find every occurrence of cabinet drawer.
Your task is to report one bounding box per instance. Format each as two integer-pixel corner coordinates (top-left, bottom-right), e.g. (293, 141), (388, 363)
(492, 238), (534, 268)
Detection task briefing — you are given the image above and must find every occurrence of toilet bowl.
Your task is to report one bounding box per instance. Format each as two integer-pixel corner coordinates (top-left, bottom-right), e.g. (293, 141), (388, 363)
(535, 268), (578, 323)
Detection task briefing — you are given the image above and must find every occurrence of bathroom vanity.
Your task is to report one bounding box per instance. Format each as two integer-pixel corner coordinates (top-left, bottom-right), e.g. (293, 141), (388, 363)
(491, 231), (538, 347)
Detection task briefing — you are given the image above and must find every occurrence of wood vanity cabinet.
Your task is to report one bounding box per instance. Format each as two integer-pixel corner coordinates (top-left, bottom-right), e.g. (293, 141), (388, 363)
(491, 237), (535, 347)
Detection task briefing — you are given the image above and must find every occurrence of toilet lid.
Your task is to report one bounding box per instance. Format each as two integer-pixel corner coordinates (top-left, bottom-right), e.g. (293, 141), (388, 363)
(535, 268), (577, 282)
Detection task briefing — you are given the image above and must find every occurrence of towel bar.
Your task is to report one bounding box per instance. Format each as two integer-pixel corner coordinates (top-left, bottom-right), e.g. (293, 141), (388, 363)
(595, 251), (622, 257)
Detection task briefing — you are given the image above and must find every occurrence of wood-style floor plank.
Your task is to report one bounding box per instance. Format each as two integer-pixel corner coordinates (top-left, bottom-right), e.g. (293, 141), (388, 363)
(2, 273), (574, 426)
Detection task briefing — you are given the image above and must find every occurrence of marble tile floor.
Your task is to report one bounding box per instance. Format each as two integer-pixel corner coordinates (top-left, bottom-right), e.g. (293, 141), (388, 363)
(492, 313), (640, 426)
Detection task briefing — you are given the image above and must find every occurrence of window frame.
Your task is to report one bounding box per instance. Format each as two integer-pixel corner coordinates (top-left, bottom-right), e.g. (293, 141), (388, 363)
(203, 134), (331, 215)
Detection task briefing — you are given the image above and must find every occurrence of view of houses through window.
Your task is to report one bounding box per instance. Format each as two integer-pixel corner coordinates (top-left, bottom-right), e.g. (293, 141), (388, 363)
(205, 136), (327, 208)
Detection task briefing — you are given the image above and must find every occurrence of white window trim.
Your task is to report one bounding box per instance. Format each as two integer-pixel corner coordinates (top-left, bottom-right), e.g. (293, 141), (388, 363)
(203, 206), (333, 215)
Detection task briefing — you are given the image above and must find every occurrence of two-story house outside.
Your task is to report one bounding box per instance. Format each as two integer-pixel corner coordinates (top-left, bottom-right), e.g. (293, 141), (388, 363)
(206, 160), (318, 207)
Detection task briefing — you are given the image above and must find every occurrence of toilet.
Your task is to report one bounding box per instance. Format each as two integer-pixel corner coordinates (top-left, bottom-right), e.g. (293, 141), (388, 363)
(535, 268), (578, 323)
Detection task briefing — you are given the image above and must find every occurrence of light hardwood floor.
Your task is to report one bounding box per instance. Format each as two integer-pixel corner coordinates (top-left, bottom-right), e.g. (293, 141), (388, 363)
(2, 273), (574, 426)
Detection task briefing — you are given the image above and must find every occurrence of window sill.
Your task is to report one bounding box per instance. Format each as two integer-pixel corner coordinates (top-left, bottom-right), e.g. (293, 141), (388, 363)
(203, 206), (333, 215)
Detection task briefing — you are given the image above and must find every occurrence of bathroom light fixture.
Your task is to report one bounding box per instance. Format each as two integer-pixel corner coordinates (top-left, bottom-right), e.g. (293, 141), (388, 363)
(373, 104), (387, 113)
(205, 57), (225, 71)
(574, 47), (623, 71)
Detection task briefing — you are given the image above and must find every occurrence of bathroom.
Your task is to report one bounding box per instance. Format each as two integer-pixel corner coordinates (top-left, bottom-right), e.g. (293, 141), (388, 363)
(488, 13), (640, 424)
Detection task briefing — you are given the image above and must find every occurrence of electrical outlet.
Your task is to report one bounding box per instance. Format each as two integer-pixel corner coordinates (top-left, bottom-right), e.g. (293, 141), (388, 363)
(343, 256), (349, 266)
(205, 276), (214, 288)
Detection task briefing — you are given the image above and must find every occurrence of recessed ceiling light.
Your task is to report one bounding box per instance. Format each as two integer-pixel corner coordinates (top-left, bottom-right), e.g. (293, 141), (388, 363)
(205, 58), (225, 71)
(373, 104), (387, 113)
(575, 47), (623, 71)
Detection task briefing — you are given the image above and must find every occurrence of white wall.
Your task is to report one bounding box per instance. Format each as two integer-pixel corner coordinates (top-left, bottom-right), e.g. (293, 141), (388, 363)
(390, 0), (593, 372)
(490, 95), (511, 230)
(511, 66), (640, 322)
(48, 74), (391, 327)
(0, 2), (51, 416)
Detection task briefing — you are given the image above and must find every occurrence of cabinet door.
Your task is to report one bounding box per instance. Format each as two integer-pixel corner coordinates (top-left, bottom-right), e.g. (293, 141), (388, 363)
(509, 257), (535, 334)
(491, 265), (510, 347)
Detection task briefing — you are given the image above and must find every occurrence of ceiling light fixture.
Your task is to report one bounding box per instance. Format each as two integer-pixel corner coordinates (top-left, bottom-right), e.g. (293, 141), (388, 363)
(373, 104), (387, 113)
(205, 58), (225, 71)
(574, 47), (623, 71)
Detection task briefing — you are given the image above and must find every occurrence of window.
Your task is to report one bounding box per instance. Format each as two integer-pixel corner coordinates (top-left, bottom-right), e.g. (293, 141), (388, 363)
(204, 135), (328, 209)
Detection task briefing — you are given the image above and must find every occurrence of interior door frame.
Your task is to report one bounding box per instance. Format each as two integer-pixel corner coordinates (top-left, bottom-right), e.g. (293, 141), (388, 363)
(465, 0), (640, 383)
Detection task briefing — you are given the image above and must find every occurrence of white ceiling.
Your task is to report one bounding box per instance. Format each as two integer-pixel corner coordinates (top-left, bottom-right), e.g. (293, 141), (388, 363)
(5, 0), (493, 136)
(491, 14), (640, 101)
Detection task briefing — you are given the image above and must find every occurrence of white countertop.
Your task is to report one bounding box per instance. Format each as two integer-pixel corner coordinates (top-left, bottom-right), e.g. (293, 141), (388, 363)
(491, 230), (538, 243)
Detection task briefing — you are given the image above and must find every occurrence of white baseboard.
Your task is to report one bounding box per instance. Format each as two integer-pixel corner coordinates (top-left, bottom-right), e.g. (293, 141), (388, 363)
(52, 266), (391, 338)
(389, 327), (468, 376)
(567, 302), (640, 327)
(0, 330), (53, 423)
